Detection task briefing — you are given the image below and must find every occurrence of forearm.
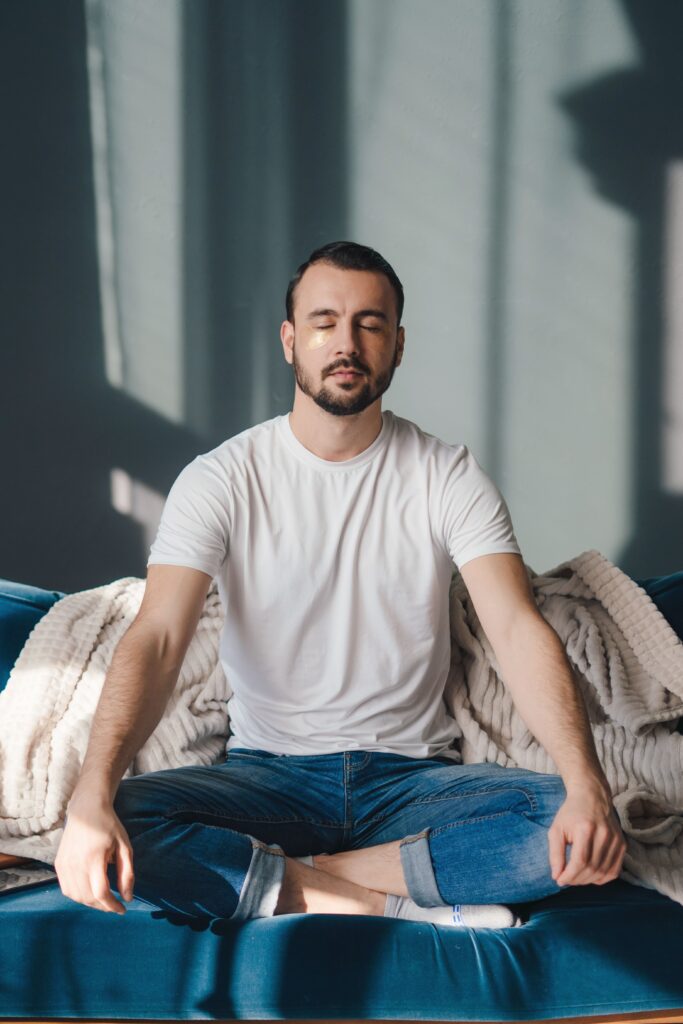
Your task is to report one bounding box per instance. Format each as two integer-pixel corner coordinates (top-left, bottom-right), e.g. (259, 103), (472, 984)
(72, 624), (181, 806)
(494, 617), (610, 796)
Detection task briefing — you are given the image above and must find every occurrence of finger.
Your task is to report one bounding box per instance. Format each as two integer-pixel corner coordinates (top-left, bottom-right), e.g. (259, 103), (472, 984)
(585, 826), (614, 879)
(591, 826), (627, 880)
(117, 841), (135, 902)
(556, 827), (593, 886)
(613, 835), (627, 872)
(55, 865), (77, 902)
(576, 825), (622, 885)
(88, 861), (126, 914)
(56, 864), (90, 908)
(548, 827), (569, 881)
(62, 870), (104, 912)
(597, 835), (627, 882)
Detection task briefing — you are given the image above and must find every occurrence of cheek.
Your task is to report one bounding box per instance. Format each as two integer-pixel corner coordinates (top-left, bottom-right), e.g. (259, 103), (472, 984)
(304, 329), (329, 351)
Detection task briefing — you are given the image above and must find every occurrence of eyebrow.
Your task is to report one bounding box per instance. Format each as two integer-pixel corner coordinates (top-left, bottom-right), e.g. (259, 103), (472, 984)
(305, 307), (389, 322)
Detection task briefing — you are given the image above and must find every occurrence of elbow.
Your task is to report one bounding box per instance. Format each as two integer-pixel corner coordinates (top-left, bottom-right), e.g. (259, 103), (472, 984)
(491, 610), (561, 662)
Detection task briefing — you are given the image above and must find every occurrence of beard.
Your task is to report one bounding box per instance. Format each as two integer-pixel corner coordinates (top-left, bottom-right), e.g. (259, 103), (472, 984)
(291, 340), (400, 417)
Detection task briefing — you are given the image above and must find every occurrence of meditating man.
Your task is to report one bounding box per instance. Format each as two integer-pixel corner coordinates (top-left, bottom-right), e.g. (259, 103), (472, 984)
(54, 240), (626, 927)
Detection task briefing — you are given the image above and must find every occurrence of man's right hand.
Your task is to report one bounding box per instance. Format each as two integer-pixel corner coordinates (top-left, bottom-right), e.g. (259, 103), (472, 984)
(54, 793), (135, 914)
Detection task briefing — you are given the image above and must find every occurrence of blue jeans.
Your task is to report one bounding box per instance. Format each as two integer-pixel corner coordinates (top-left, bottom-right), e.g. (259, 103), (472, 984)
(4, 572), (681, 922)
(111, 751), (570, 920)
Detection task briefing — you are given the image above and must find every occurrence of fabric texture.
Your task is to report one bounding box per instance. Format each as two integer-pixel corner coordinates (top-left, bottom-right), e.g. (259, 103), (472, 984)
(147, 408), (522, 760)
(445, 550), (683, 907)
(1, 548), (682, 912)
(2, 879), (682, 1021)
(0, 575), (228, 862)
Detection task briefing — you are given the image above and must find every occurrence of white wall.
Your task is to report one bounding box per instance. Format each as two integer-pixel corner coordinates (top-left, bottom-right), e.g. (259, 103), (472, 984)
(347, 0), (640, 571)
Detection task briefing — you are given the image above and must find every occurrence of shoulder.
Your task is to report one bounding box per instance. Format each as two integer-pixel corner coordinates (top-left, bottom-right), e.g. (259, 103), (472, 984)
(392, 416), (505, 512)
(156, 418), (281, 529)
(388, 411), (470, 468)
(186, 415), (282, 483)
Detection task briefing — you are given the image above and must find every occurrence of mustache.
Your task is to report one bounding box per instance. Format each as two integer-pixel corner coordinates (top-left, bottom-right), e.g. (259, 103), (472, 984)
(327, 364), (365, 375)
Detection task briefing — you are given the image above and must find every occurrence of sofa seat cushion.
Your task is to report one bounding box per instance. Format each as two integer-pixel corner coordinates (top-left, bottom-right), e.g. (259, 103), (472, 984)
(1, 877), (682, 1021)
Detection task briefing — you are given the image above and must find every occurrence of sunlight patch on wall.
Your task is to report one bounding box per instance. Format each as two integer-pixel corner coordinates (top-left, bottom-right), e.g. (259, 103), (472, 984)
(663, 161), (683, 495)
(84, 0), (184, 425)
(84, 0), (124, 388)
(110, 468), (165, 553)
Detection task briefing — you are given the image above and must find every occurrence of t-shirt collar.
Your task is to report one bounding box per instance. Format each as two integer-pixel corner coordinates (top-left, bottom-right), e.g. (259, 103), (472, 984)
(278, 410), (391, 471)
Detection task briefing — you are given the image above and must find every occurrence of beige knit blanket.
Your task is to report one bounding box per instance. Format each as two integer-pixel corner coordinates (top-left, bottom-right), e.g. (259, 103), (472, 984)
(443, 549), (683, 906)
(1, 549), (682, 905)
(0, 576), (229, 862)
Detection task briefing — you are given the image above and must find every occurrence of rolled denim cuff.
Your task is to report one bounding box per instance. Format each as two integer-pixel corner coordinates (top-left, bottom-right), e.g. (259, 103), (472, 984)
(399, 827), (446, 908)
(230, 838), (286, 920)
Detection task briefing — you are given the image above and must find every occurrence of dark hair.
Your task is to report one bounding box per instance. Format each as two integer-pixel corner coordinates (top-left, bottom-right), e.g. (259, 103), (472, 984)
(285, 240), (404, 327)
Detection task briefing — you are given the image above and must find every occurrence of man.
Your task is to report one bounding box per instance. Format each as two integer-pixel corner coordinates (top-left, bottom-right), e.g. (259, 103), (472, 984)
(55, 241), (626, 927)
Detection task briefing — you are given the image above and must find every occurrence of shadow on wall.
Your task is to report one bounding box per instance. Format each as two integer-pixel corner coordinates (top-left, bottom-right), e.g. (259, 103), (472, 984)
(557, 0), (683, 576)
(0, 0), (681, 593)
(0, 0), (348, 593)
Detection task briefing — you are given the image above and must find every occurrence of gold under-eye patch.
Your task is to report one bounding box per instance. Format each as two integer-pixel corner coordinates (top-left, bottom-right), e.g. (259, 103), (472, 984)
(305, 327), (329, 350)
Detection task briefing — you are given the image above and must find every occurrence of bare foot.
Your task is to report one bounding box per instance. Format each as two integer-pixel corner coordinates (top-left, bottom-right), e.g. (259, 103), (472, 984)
(274, 857), (387, 916)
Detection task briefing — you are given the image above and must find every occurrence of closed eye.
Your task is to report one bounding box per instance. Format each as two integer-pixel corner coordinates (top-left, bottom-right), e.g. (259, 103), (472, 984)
(316, 325), (381, 332)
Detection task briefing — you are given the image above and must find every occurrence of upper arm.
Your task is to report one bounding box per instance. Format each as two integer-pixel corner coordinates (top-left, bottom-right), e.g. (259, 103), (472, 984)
(134, 563), (214, 668)
(146, 455), (231, 580)
(440, 445), (540, 648)
(441, 445), (521, 570)
(139, 453), (230, 666)
(459, 552), (546, 651)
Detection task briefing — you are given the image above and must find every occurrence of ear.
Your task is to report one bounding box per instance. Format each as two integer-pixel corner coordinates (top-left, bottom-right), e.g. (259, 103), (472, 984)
(396, 325), (405, 365)
(280, 320), (294, 366)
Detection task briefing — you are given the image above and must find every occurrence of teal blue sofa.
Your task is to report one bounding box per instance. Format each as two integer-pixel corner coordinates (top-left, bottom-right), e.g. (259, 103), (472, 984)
(1, 574), (682, 1022)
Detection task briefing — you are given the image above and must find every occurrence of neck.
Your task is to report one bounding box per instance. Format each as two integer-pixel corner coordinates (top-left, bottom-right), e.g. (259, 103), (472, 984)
(288, 401), (383, 462)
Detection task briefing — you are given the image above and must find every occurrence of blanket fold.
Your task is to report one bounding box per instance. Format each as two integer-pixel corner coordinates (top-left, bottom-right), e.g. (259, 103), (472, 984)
(1, 550), (682, 904)
(0, 576), (229, 862)
(443, 549), (683, 904)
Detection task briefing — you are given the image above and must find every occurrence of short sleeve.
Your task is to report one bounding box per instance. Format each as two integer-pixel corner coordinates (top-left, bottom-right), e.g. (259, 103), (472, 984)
(440, 445), (522, 571)
(147, 455), (231, 580)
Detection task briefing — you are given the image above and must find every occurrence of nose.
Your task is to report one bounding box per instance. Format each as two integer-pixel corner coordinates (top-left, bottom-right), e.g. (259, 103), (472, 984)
(332, 322), (363, 363)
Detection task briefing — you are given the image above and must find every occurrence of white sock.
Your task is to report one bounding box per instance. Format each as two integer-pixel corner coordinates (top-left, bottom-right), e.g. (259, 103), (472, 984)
(294, 856), (521, 928)
(384, 893), (522, 929)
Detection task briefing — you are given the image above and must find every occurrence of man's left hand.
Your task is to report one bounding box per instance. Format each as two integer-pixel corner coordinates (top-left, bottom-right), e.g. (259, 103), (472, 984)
(548, 789), (627, 886)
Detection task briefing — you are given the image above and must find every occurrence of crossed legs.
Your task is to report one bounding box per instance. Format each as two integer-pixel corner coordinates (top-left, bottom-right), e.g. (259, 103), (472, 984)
(113, 756), (567, 920)
(274, 840), (403, 916)
(276, 767), (569, 917)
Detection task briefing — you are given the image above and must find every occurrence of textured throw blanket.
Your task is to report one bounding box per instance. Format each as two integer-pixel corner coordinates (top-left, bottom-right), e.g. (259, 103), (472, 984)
(1, 549), (682, 905)
(443, 550), (683, 906)
(0, 577), (229, 863)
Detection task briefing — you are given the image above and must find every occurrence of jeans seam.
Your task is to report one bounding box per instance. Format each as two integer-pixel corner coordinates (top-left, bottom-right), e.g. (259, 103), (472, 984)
(343, 752), (350, 829)
(430, 809), (529, 835)
(407, 787), (539, 812)
(228, 751), (277, 759)
(166, 808), (348, 827)
(359, 813), (390, 826)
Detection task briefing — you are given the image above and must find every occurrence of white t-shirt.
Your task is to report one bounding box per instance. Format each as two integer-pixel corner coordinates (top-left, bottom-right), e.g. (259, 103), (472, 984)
(147, 409), (522, 761)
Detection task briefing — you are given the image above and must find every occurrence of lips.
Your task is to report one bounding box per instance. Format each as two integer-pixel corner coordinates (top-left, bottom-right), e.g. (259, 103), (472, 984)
(331, 370), (363, 379)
